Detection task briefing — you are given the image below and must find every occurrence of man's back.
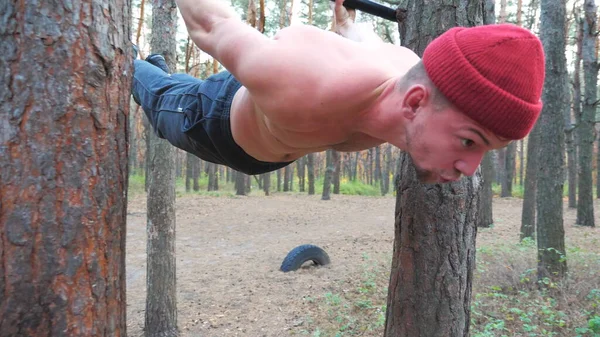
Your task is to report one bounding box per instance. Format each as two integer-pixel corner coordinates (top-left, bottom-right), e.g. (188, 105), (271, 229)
(229, 24), (420, 162)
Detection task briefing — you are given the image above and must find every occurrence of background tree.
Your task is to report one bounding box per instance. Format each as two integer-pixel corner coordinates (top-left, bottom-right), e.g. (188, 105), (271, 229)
(576, 0), (597, 227)
(536, 0), (568, 283)
(0, 0), (131, 335)
(384, 0), (485, 335)
(145, 1), (178, 336)
(322, 150), (334, 200)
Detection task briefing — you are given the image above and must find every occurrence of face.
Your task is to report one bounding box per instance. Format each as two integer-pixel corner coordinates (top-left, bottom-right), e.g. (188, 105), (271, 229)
(404, 107), (510, 184)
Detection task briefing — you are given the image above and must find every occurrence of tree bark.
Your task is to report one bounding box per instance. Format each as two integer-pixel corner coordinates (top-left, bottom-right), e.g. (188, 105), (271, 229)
(478, 152), (494, 228)
(385, 1), (484, 335)
(501, 142), (516, 197)
(536, 0), (568, 282)
(569, 13), (583, 208)
(283, 166), (290, 191)
(145, 1), (179, 336)
(0, 1), (131, 335)
(263, 172), (271, 196)
(307, 153), (316, 195)
(332, 150), (341, 194)
(520, 127), (540, 240)
(207, 163), (218, 191)
(322, 150), (334, 200)
(185, 153), (193, 192)
(576, 0), (597, 227)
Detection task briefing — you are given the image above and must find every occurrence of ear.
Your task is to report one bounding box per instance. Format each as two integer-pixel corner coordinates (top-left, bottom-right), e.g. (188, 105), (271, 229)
(401, 85), (429, 120)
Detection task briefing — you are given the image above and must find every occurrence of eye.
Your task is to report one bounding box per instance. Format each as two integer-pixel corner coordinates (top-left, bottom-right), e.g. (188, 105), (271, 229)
(461, 138), (475, 148)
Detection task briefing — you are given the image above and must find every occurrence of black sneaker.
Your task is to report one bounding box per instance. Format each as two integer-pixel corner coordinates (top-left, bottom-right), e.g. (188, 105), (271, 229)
(132, 44), (139, 59)
(146, 54), (170, 73)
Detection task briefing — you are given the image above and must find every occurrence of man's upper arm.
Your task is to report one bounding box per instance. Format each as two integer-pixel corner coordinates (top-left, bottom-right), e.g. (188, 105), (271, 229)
(188, 18), (281, 90)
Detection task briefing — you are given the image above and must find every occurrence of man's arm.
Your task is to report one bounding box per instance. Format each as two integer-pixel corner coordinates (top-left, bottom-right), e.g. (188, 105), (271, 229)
(332, 0), (383, 44)
(174, 0), (274, 87)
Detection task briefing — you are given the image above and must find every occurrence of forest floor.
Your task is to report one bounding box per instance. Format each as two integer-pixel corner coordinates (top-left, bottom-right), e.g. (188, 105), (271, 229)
(125, 192), (600, 337)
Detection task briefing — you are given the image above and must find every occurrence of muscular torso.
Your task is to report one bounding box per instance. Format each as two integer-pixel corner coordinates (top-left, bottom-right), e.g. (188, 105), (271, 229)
(229, 24), (419, 163)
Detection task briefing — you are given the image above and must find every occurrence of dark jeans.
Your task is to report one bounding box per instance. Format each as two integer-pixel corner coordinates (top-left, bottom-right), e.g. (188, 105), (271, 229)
(132, 60), (292, 175)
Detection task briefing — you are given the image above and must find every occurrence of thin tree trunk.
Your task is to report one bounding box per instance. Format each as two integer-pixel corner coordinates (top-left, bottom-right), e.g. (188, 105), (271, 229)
(193, 158), (200, 191)
(263, 172), (271, 195)
(536, 0), (568, 282)
(0, 1), (130, 334)
(277, 168), (282, 191)
(577, 0), (597, 227)
(186, 153), (193, 192)
(519, 139), (525, 186)
(333, 150), (341, 194)
(521, 128), (540, 240)
(501, 142), (516, 197)
(570, 12), (584, 208)
(297, 157), (305, 192)
(307, 153), (316, 195)
(375, 146), (382, 183)
(145, 1), (178, 335)
(478, 152), (495, 228)
(322, 150), (334, 200)
(235, 172), (246, 195)
(283, 166), (290, 191)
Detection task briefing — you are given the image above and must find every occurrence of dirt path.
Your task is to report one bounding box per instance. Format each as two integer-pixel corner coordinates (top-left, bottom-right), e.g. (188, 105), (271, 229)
(125, 193), (600, 336)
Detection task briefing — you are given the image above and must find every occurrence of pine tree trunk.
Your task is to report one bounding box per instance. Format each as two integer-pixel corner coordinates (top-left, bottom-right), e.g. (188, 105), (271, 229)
(145, 1), (178, 335)
(375, 146), (381, 183)
(385, 1), (484, 335)
(263, 172), (271, 196)
(519, 139), (524, 186)
(283, 166), (290, 191)
(186, 153), (193, 192)
(0, 1), (130, 334)
(207, 163), (217, 191)
(501, 142), (516, 197)
(297, 157), (305, 192)
(576, 0), (597, 227)
(521, 127), (540, 240)
(277, 168), (282, 192)
(478, 153), (494, 228)
(307, 153), (316, 195)
(236, 172), (246, 195)
(322, 150), (334, 200)
(571, 12), (584, 206)
(192, 158), (200, 192)
(536, 0), (568, 282)
(333, 150), (341, 194)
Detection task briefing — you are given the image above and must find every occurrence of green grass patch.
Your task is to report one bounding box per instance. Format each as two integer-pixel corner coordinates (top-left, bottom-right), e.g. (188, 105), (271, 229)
(292, 242), (600, 336)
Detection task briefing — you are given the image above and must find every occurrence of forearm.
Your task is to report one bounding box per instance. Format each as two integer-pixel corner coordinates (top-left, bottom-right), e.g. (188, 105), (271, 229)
(175, 0), (237, 50)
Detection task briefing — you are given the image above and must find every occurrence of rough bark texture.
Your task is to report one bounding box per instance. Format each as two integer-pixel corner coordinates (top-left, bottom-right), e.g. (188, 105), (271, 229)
(570, 14), (583, 208)
(332, 150), (341, 194)
(478, 153), (494, 228)
(263, 172), (271, 196)
(501, 142), (516, 197)
(145, 0), (178, 336)
(235, 172), (247, 196)
(0, 0), (131, 335)
(537, 0), (568, 281)
(520, 126), (540, 240)
(307, 153), (316, 195)
(322, 150), (334, 200)
(386, 157), (481, 337)
(576, 0), (597, 227)
(385, 1), (484, 335)
(207, 163), (218, 191)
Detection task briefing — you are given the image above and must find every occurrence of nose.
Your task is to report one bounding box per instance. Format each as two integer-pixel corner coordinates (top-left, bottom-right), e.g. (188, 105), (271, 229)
(454, 152), (485, 177)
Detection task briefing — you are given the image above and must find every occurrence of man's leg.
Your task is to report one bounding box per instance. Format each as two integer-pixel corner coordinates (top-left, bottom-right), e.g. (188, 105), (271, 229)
(132, 60), (202, 154)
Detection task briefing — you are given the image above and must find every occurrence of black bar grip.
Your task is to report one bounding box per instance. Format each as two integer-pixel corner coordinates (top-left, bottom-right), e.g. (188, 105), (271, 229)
(331, 0), (397, 22)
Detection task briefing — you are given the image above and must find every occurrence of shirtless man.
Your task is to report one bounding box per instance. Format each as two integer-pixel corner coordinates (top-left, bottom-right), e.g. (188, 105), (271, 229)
(132, 0), (545, 184)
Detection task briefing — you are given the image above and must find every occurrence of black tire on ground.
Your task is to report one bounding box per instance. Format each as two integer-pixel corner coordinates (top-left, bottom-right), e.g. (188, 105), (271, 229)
(280, 244), (331, 272)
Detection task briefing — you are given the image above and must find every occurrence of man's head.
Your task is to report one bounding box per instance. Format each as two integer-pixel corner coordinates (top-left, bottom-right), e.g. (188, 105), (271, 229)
(395, 24), (545, 184)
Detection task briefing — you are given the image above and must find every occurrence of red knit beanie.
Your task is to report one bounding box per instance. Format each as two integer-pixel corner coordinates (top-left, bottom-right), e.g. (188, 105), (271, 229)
(422, 24), (545, 140)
